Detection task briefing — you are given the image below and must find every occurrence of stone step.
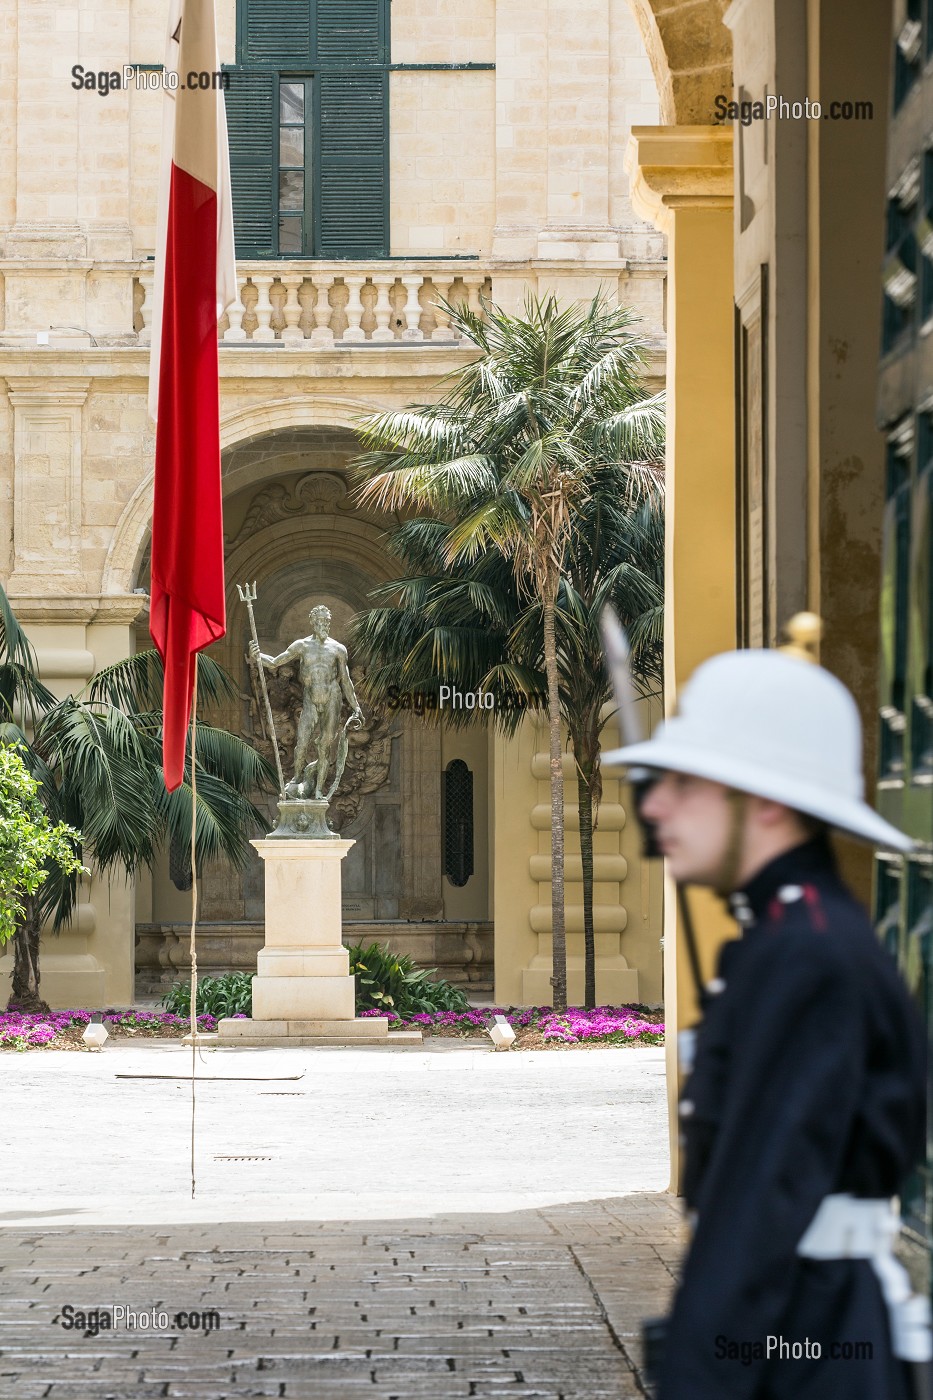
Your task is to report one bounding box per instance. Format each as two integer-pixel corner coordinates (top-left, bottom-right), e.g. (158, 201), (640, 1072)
(187, 1026), (424, 1047)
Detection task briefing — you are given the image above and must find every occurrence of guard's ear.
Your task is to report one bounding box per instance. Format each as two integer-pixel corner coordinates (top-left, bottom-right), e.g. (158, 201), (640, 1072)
(749, 796), (797, 829)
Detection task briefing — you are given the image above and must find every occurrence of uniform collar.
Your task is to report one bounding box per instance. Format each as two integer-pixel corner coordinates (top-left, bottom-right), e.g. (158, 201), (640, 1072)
(727, 836), (836, 928)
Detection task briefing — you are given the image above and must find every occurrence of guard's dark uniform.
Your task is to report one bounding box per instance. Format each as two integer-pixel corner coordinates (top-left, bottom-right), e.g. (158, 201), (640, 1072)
(660, 837), (928, 1400)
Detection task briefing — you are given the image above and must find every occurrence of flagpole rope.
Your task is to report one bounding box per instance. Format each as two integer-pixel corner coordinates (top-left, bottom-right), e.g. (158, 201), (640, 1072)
(189, 655), (199, 1201)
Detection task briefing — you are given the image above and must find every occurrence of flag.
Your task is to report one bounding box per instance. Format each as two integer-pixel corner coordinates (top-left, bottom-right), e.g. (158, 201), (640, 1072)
(148, 0), (237, 790)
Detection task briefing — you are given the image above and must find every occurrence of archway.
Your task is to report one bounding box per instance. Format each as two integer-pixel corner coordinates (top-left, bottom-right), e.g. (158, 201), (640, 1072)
(625, 0), (732, 124)
(134, 423), (494, 996)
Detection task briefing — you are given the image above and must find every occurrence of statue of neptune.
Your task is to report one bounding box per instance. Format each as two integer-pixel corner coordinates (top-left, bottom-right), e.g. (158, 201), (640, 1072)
(249, 605), (364, 801)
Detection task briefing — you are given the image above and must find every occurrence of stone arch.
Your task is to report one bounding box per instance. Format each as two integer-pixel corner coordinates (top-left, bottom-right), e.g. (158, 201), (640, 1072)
(223, 514), (398, 609)
(625, 0), (732, 124)
(100, 395), (380, 595)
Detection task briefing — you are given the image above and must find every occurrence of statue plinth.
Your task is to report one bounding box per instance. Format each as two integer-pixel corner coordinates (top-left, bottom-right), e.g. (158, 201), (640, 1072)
(268, 797), (339, 841)
(216, 836), (420, 1046)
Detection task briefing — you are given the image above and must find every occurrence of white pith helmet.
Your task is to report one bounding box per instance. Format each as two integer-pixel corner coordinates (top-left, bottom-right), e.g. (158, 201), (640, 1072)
(603, 615), (913, 853)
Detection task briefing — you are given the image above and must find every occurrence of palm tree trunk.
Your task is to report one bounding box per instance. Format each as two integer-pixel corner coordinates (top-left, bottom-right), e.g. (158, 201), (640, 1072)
(577, 766), (596, 1009)
(542, 596), (567, 1011)
(9, 897), (50, 1014)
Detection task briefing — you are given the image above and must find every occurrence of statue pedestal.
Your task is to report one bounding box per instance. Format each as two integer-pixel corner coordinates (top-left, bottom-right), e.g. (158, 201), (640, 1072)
(216, 835), (419, 1046)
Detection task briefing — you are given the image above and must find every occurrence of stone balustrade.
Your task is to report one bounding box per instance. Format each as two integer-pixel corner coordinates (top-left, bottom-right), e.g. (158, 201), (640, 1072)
(125, 256), (668, 354)
(135, 261), (494, 347)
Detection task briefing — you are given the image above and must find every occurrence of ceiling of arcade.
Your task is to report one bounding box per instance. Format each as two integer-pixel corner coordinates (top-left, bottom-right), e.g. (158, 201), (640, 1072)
(628, 0), (733, 124)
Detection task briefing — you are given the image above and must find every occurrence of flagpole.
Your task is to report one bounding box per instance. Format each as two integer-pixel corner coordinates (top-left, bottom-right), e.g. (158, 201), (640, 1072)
(189, 654), (199, 1200)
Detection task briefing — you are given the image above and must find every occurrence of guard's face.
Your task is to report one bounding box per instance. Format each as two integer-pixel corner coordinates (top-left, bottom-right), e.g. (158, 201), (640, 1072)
(638, 772), (735, 885)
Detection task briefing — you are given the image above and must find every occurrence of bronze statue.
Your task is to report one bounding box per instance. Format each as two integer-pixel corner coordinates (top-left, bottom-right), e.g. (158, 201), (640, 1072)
(249, 605), (364, 801)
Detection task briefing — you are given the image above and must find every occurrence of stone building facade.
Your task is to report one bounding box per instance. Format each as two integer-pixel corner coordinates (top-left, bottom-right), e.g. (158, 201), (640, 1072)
(0, 0), (668, 1010)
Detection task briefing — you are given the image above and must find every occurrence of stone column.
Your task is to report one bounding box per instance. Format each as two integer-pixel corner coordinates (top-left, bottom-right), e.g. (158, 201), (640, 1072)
(624, 126), (737, 1183)
(0, 594), (145, 1009)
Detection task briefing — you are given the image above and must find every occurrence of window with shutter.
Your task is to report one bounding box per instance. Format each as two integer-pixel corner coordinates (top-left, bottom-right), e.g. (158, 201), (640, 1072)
(316, 0), (387, 63)
(225, 0), (389, 259)
(224, 68), (276, 258)
(239, 0), (312, 65)
(317, 72), (388, 257)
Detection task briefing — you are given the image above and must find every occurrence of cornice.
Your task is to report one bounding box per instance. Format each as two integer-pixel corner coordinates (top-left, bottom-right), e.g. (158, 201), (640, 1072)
(624, 127), (734, 233)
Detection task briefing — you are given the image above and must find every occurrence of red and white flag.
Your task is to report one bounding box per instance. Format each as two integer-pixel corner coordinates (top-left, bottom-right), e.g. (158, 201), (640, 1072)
(148, 0), (237, 790)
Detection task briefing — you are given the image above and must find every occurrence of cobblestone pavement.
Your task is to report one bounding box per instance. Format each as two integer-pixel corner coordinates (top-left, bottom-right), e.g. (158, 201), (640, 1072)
(0, 1044), (684, 1398)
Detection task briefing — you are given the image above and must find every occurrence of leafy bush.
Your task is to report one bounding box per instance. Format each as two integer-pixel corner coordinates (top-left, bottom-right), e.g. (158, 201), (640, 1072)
(0, 744), (83, 944)
(159, 972), (253, 1020)
(159, 946), (471, 1022)
(348, 942), (470, 1018)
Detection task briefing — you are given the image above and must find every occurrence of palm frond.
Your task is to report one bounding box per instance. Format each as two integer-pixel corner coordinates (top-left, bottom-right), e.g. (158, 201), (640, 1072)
(34, 700), (158, 874)
(155, 767), (269, 874)
(88, 648), (238, 711)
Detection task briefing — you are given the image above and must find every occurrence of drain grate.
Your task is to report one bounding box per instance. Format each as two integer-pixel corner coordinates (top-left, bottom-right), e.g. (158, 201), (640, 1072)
(213, 1154), (273, 1162)
(258, 1091), (305, 1096)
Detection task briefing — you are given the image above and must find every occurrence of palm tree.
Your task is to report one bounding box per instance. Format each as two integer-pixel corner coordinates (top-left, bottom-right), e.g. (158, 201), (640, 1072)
(0, 584), (274, 1011)
(352, 457), (663, 1008)
(353, 293), (664, 1010)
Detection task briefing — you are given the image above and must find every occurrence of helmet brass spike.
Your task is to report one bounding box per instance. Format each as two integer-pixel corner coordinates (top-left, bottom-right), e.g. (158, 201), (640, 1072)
(778, 612), (823, 665)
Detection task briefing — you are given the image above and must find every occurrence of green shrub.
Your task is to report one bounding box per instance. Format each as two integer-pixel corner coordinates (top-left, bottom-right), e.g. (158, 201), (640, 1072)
(159, 971), (253, 1019)
(159, 946), (470, 1022)
(348, 942), (470, 1018)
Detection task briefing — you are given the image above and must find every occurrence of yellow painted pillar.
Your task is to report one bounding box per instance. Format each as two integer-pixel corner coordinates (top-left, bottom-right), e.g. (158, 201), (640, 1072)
(624, 128), (738, 1186)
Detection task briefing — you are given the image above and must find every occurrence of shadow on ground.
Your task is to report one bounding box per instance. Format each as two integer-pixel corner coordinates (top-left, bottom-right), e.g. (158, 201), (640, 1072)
(0, 1194), (685, 1399)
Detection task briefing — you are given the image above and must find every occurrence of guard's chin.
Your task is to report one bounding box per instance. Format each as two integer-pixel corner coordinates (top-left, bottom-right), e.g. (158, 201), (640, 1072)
(664, 853), (709, 886)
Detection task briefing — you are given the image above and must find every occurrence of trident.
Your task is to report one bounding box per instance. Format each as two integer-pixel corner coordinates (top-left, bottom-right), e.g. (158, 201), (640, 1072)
(237, 582), (286, 800)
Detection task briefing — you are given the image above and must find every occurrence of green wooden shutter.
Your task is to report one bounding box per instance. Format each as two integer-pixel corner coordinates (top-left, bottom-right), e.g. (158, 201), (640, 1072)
(316, 0), (386, 63)
(239, 0), (312, 64)
(224, 69), (276, 257)
(317, 71), (388, 257)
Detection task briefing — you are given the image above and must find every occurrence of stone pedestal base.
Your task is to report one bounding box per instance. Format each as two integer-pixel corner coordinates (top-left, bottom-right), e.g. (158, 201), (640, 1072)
(213, 1017), (422, 1047)
(215, 834), (421, 1047)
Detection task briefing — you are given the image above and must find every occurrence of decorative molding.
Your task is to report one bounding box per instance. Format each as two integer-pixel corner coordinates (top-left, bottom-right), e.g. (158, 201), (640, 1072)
(8, 379), (91, 585)
(7, 594), (145, 625)
(224, 473), (351, 549)
(624, 126), (734, 234)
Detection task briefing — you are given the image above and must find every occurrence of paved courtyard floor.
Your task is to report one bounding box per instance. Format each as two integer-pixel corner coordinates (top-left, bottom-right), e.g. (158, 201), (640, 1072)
(0, 1042), (683, 1398)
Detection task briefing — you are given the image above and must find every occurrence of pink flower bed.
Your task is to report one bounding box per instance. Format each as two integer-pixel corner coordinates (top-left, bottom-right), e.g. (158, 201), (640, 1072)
(0, 1008), (218, 1050)
(359, 1004), (665, 1046)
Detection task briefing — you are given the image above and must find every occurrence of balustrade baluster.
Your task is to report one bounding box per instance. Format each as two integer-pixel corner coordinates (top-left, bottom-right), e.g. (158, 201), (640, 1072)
(251, 275), (276, 342)
(280, 273), (305, 345)
(400, 275), (425, 340)
(465, 274), (486, 319)
(137, 270), (154, 345)
(342, 276), (367, 341)
(371, 276), (396, 341)
(223, 272), (247, 341)
(430, 279), (454, 341)
(310, 276), (335, 345)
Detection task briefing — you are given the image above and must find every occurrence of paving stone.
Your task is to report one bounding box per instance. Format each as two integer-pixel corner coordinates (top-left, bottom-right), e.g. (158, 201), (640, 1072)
(0, 1046), (680, 1396)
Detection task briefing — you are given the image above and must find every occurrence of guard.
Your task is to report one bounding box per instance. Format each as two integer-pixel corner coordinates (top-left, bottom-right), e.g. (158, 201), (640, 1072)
(604, 616), (930, 1399)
